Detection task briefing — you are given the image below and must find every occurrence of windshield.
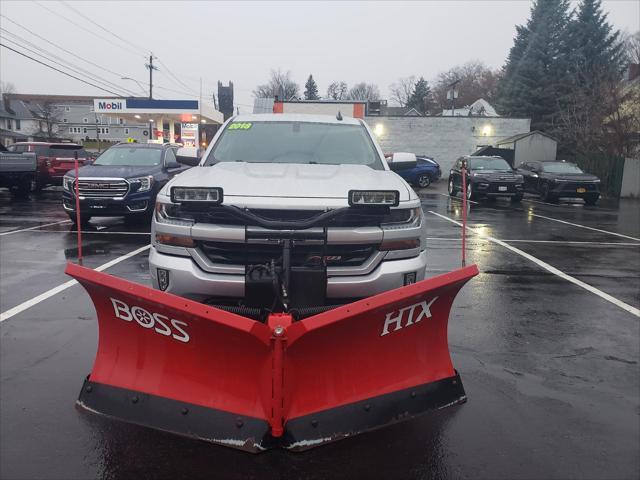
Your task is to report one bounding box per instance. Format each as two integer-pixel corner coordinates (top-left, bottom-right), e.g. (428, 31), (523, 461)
(542, 162), (583, 174)
(205, 121), (384, 170)
(94, 147), (162, 167)
(468, 157), (511, 171)
(49, 147), (88, 158)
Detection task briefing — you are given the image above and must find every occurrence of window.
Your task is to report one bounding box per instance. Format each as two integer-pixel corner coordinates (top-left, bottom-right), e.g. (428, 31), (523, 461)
(94, 147), (162, 166)
(63, 118), (68, 123)
(124, 128), (130, 135)
(83, 127), (87, 134)
(15, 119), (20, 130)
(83, 118), (88, 123)
(65, 106), (70, 112)
(118, 118), (124, 125)
(99, 127), (110, 134)
(69, 127), (82, 134)
(206, 121), (383, 170)
(7, 119), (12, 130)
(164, 148), (177, 166)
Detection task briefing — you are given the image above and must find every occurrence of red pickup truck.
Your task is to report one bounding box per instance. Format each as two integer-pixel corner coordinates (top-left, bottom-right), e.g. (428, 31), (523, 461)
(7, 142), (92, 191)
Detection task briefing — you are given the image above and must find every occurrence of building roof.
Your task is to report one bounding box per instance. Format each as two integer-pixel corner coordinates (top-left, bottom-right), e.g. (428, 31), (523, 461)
(5, 93), (100, 104)
(440, 98), (500, 117)
(496, 130), (558, 145)
(379, 106), (422, 116)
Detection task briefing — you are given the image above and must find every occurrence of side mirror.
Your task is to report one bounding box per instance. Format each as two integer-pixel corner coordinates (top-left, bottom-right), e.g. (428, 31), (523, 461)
(166, 161), (181, 169)
(176, 147), (200, 167)
(387, 152), (417, 172)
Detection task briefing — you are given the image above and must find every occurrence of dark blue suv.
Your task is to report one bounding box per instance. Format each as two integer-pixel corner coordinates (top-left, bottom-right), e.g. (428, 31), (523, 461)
(396, 155), (441, 188)
(62, 143), (192, 224)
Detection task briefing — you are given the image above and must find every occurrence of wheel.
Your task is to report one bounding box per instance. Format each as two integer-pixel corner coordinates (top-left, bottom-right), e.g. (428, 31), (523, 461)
(448, 177), (458, 197)
(466, 182), (476, 201)
(67, 213), (91, 226)
(584, 195), (599, 206)
(416, 174), (431, 188)
(540, 183), (556, 203)
(32, 179), (45, 192)
(511, 194), (523, 203)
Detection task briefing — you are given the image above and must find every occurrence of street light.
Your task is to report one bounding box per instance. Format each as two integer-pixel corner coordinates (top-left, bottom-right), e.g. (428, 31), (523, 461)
(121, 77), (147, 96)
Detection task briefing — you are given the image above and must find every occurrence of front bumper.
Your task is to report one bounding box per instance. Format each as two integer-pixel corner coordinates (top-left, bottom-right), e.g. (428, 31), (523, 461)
(149, 246), (428, 301)
(472, 181), (523, 196)
(548, 182), (600, 198)
(62, 191), (154, 216)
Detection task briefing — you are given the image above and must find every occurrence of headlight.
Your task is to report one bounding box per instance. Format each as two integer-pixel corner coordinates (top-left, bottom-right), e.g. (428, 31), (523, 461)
(171, 186), (223, 204)
(349, 190), (399, 207)
(381, 207), (422, 230)
(62, 176), (75, 191)
(129, 175), (154, 192)
(155, 201), (194, 226)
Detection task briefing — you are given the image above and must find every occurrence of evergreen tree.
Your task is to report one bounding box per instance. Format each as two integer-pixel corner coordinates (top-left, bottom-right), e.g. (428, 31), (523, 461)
(304, 75), (319, 100)
(407, 77), (432, 115)
(496, 0), (572, 130)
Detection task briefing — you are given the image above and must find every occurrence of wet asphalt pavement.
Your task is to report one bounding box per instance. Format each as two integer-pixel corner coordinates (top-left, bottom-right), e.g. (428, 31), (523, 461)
(0, 184), (638, 480)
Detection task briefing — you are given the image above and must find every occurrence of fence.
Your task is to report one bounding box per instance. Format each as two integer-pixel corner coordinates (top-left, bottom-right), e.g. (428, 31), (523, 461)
(571, 153), (626, 198)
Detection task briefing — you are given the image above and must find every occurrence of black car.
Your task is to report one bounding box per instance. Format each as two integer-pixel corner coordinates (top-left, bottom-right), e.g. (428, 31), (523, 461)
(62, 143), (193, 224)
(517, 160), (600, 205)
(448, 155), (524, 202)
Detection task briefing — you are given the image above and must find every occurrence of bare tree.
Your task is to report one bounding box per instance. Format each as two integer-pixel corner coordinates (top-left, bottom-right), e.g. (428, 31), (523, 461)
(326, 81), (348, 100)
(622, 30), (640, 64)
(0, 81), (16, 96)
(389, 76), (416, 107)
(35, 102), (62, 140)
(431, 61), (501, 112)
(347, 82), (380, 101)
(253, 69), (300, 100)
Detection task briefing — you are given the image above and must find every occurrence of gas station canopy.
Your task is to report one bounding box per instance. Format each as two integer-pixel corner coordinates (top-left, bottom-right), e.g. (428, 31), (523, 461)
(93, 98), (224, 145)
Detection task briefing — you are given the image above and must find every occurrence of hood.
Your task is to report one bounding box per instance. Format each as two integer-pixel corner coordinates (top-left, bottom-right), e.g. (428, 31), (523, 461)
(67, 164), (160, 179)
(166, 162), (414, 201)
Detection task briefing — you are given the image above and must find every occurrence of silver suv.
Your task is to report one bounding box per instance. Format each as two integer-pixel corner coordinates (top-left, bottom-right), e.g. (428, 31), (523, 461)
(150, 114), (427, 316)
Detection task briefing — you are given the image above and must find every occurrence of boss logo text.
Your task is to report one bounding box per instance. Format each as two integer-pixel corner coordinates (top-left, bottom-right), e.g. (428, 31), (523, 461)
(110, 298), (190, 343)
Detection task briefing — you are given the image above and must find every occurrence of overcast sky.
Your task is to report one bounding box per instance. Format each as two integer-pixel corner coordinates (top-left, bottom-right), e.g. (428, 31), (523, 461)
(1, 0), (638, 113)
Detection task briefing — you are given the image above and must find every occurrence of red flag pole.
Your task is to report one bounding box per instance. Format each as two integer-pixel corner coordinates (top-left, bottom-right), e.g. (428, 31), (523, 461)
(74, 157), (83, 264)
(461, 162), (467, 267)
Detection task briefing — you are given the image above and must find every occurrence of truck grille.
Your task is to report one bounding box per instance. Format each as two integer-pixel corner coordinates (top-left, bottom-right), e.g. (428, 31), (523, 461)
(199, 242), (377, 267)
(77, 178), (128, 198)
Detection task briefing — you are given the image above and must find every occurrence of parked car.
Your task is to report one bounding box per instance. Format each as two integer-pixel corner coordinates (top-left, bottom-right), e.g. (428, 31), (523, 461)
(150, 114), (425, 309)
(7, 142), (92, 191)
(395, 155), (441, 188)
(448, 155), (524, 202)
(0, 143), (37, 198)
(62, 142), (192, 225)
(517, 160), (601, 205)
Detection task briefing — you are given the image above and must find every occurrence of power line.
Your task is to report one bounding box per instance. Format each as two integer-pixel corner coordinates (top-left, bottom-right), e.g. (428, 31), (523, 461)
(32, 1), (146, 59)
(0, 29), (139, 97)
(0, 43), (126, 97)
(0, 14), (128, 79)
(59, 0), (149, 56)
(155, 57), (200, 96)
(0, 34), (135, 98)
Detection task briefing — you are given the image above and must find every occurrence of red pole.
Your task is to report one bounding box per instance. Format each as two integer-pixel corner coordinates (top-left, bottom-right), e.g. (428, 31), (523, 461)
(461, 164), (467, 267)
(74, 158), (83, 264)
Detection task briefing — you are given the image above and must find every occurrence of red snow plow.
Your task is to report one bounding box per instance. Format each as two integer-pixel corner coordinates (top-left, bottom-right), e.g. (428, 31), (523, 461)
(68, 261), (477, 452)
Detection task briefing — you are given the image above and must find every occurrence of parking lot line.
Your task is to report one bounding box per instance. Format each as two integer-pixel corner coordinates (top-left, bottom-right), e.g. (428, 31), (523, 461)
(428, 211), (640, 318)
(0, 244), (150, 323)
(0, 220), (71, 237)
(438, 193), (479, 205)
(426, 237), (640, 246)
(530, 213), (640, 241)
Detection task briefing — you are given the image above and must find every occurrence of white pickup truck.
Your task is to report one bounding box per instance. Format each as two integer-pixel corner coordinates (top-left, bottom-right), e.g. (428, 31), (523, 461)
(149, 114), (427, 319)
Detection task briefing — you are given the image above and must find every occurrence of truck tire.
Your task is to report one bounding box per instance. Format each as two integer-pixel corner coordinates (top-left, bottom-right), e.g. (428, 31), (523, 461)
(448, 178), (457, 197)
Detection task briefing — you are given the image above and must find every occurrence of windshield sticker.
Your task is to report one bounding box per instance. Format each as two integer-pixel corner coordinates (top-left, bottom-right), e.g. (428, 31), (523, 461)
(228, 122), (252, 130)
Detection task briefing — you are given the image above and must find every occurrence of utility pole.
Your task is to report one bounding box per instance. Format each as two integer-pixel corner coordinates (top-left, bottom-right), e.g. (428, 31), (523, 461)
(145, 53), (158, 142)
(95, 113), (101, 153)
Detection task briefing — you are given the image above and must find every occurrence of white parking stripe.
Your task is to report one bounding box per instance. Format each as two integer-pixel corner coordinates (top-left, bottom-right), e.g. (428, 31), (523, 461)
(426, 237), (640, 246)
(0, 244), (150, 323)
(0, 220), (71, 236)
(438, 193), (479, 205)
(530, 213), (640, 241)
(428, 211), (640, 318)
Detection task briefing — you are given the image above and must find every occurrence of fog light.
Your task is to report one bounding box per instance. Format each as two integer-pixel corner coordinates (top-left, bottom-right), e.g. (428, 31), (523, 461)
(403, 272), (417, 285)
(157, 269), (169, 291)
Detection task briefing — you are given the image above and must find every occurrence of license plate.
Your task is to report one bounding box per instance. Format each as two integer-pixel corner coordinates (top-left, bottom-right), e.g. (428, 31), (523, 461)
(89, 202), (107, 209)
(498, 186), (507, 192)
(577, 187), (586, 193)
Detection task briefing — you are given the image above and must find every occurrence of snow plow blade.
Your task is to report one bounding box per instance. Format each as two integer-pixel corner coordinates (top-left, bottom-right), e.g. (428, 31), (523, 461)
(67, 262), (478, 452)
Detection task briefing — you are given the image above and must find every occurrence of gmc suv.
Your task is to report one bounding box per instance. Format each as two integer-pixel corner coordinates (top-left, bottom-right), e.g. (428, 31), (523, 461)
(149, 114), (427, 316)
